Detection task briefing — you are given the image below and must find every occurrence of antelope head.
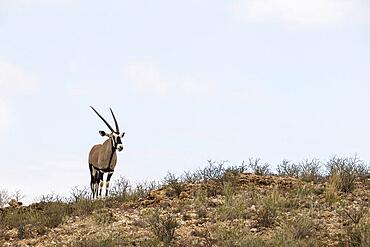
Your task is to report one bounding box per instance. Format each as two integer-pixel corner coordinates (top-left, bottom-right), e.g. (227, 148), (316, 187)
(90, 106), (125, 152)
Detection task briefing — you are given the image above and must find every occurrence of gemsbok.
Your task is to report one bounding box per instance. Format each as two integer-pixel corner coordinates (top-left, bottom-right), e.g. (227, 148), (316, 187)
(88, 106), (125, 198)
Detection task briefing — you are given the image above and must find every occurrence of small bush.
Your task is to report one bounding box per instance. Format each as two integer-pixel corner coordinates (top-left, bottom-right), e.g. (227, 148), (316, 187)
(0, 189), (10, 208)
(109, 177), (158, 202)
(109, 176), (130, 200)
(182, 170), (200, 183)
(41, 202), (71, 228)
(163, 172), (186, 198)
(72, 233), (131, 247)
(257, 203), (277, 228)
(217, 183), (249, 220)
(38, 193), (64, 203)
(0, 201), (70, 239)
(341, 222), (370, 247)
(248, 158), (271, 176)
(300, 158), (322, 182)
(287, 215), (318, 240)
(72, 199), (102, 217)
(12, 190), (25, 202)
(342, 206), (369, 225)
(256, 189), (285, 227)
(198, 160), (227, 181)
(326, 156), (367, 193)
(93, 208), (116, 225)
(194, 189), (209, 218)
(269, 229), (321, 247)
(277, 160), (300, 178)
(213, 223), (265, 247)
(325, 172), (341, 205)
(69, 186), (90, 202)
(146, 210), (178, 247)
(133, 181), (159, 199)
(225, 161), (248, 174)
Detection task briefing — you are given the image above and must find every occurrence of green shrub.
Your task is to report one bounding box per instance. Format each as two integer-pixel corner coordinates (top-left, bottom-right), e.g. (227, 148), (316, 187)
(300, 159), (322, 182)
(0, 189), (10, 208)
(270, 230), (321, 247)
(194, 189), (209, 219)
(326, 156), (368, 193)
(145, 210), (178, 247)
(256, 189), (286, 227)
(342, 206), (369, 225)
(248, 158), (271, 176)
(213, 223), (265, 247)
(217, 183), (249, 220)
(163, 172), (186, 198)
(198, 160), (227, 181)
(0, 202), (70, 239)
(287, 215), (318, 240)
(72, 233), (131, 247)
(340, 222), (370, 247)
(93, 208), (116, 225)
(277, 160), (300, 178)
(72, 199), (102, 217)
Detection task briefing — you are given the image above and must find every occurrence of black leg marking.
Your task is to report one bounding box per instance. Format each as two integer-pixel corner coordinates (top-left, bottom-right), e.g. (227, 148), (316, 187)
(105, 172), (114, 196)
(89, 164), (97, 199)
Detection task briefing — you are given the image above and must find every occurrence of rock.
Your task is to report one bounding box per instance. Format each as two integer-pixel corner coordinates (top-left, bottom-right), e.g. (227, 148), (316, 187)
(183, 212), (198, 221)
(179, 191), (189, 199)
(208, 198), (223, 207)
(8, 199), (22, 208)
(160, 199), (172, 208)
(250, 228), (258, 233)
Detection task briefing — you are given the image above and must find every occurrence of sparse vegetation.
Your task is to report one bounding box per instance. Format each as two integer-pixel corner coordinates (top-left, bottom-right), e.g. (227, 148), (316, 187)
(0, 201), (71, 239)
(1, 157), (370, 246)
(93, 208), (116, 225)
(217, 182), (249, 220)
(325, 155), (368, 193)
(0, 189), (10, 208)
(248, 158), (271, 176)
(300, 158), (322, 182)
(277, 158), (322, 182)
(213, 223), (264, 247)
(163, 172), (186, 197)
(72, 232), (130, 247)
(286, 215), (318, 240)
(145, 209), (178, 246)
(109, 176), (159, 202)
(196, 160), (228, 182)
(341, 221), (370, 247)
(256, 188), (282, 227)
(277, 159), (300, 178)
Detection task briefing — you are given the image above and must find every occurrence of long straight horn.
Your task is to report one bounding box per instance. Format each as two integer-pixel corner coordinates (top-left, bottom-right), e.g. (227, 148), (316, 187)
(110, 108), (119, 133)
(90, 106), (114, 132)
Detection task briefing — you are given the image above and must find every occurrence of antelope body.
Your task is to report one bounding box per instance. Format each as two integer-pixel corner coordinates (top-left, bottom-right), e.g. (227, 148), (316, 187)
(88, 106), (125, 198)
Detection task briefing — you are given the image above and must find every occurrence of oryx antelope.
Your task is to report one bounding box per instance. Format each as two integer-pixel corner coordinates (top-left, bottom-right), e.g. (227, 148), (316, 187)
(88, 106), (125, 198)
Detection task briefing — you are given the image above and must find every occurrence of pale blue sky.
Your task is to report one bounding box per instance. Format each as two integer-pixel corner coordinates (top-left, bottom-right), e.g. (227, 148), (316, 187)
(1, 0), (370, 202)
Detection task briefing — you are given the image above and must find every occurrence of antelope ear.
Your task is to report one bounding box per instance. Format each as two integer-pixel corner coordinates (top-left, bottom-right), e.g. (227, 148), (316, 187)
(121, 132), (125, 138)
(99, 130), (107, 136)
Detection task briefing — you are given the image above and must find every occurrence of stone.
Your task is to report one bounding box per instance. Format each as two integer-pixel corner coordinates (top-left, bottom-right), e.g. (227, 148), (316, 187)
(8, 199), (22, 208)
(179, 191), (189, 199)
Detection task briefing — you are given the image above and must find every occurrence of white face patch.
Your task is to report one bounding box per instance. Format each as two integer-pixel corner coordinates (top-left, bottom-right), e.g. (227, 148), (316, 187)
(111, 133), (123, 151)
